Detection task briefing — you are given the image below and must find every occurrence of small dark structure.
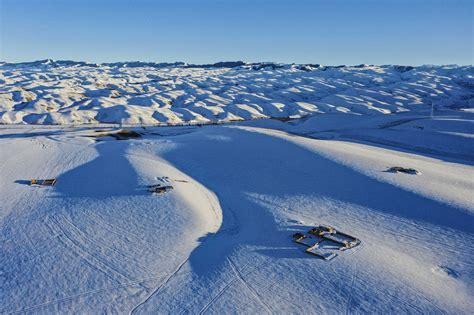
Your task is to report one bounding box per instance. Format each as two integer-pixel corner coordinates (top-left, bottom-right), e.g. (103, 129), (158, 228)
(148, 184), (173, 194)
(386, 166), (420, 175)
(30, 179), (57, 186)
(91, 129), (142, 141)
(292, 225), (360, 261)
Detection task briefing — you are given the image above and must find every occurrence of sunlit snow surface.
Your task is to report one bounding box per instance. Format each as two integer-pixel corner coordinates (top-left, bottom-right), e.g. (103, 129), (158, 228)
(0, 62), (472, 124)
(0, 62), (473, 314)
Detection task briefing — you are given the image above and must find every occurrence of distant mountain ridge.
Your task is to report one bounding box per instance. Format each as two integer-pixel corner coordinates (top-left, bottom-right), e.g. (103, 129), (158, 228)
(1, 59), (465, 71)
(0, 59), (246, 69)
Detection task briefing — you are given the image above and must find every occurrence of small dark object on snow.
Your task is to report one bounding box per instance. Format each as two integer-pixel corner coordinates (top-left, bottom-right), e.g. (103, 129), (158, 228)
(30, 179), (57, 186)
(387, 166), (420, 175)
(174, 179), (188, 183)
(111, 130), (142, 140)
(148, 184), (173, 194)
(92, 129), (142, 140)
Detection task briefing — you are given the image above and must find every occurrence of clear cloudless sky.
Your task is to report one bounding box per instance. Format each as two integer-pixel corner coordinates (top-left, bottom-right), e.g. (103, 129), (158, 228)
(0, 0), (472, 65)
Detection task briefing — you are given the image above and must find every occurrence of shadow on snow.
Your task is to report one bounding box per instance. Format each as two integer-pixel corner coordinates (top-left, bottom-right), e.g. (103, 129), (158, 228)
(55, 141), (145, 198)
(162, 126), (474, 277)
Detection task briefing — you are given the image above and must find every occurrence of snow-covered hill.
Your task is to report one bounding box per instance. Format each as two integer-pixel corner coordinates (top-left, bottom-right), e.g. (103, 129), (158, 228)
(1, 61), (473, 313)
(1, 118), (473, 313)
(0, 61), (472, 125)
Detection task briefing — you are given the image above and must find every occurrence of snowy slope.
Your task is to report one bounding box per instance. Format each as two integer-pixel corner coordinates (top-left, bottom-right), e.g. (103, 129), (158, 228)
(0, 127), (221, 313)
(1, 119), (473, 313)
(1, 60), (473, 313)
(0, 62), (472, 125)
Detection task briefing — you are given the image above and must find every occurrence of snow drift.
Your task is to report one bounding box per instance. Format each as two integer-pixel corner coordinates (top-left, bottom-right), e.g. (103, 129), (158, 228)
(0, 61), (472, 125)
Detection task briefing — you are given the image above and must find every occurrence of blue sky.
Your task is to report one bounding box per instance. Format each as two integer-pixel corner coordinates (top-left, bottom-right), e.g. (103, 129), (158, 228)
(1, 0), (472, 65)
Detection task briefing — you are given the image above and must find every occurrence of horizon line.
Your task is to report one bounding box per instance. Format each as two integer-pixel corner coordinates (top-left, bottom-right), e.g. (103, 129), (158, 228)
(0, 58), (471, 67)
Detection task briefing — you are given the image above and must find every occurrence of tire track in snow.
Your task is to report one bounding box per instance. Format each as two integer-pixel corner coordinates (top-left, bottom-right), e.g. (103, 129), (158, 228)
(83, 210), (179, 259)
(8, 273), (173, 314)
(227, 257), (273, 314)
(344, 260), (358, 315)
(46, 215), (132, 283)
(58, 213), (157, 274)
(197, 260), (270, 315)
(129, 257), (190, 315)
(198, 276), (240, 315)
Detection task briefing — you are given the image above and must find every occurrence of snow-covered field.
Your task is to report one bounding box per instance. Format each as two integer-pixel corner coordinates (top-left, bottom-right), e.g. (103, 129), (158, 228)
(1, 62), (473, 313)
(0, 61), (472, 125)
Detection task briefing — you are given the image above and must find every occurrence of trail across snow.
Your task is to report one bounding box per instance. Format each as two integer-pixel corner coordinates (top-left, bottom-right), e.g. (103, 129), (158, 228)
(1, 116), (473, 313)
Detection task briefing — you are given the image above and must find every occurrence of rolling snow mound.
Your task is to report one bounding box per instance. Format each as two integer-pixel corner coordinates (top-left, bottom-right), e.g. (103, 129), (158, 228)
(0, 61), (472, 125)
